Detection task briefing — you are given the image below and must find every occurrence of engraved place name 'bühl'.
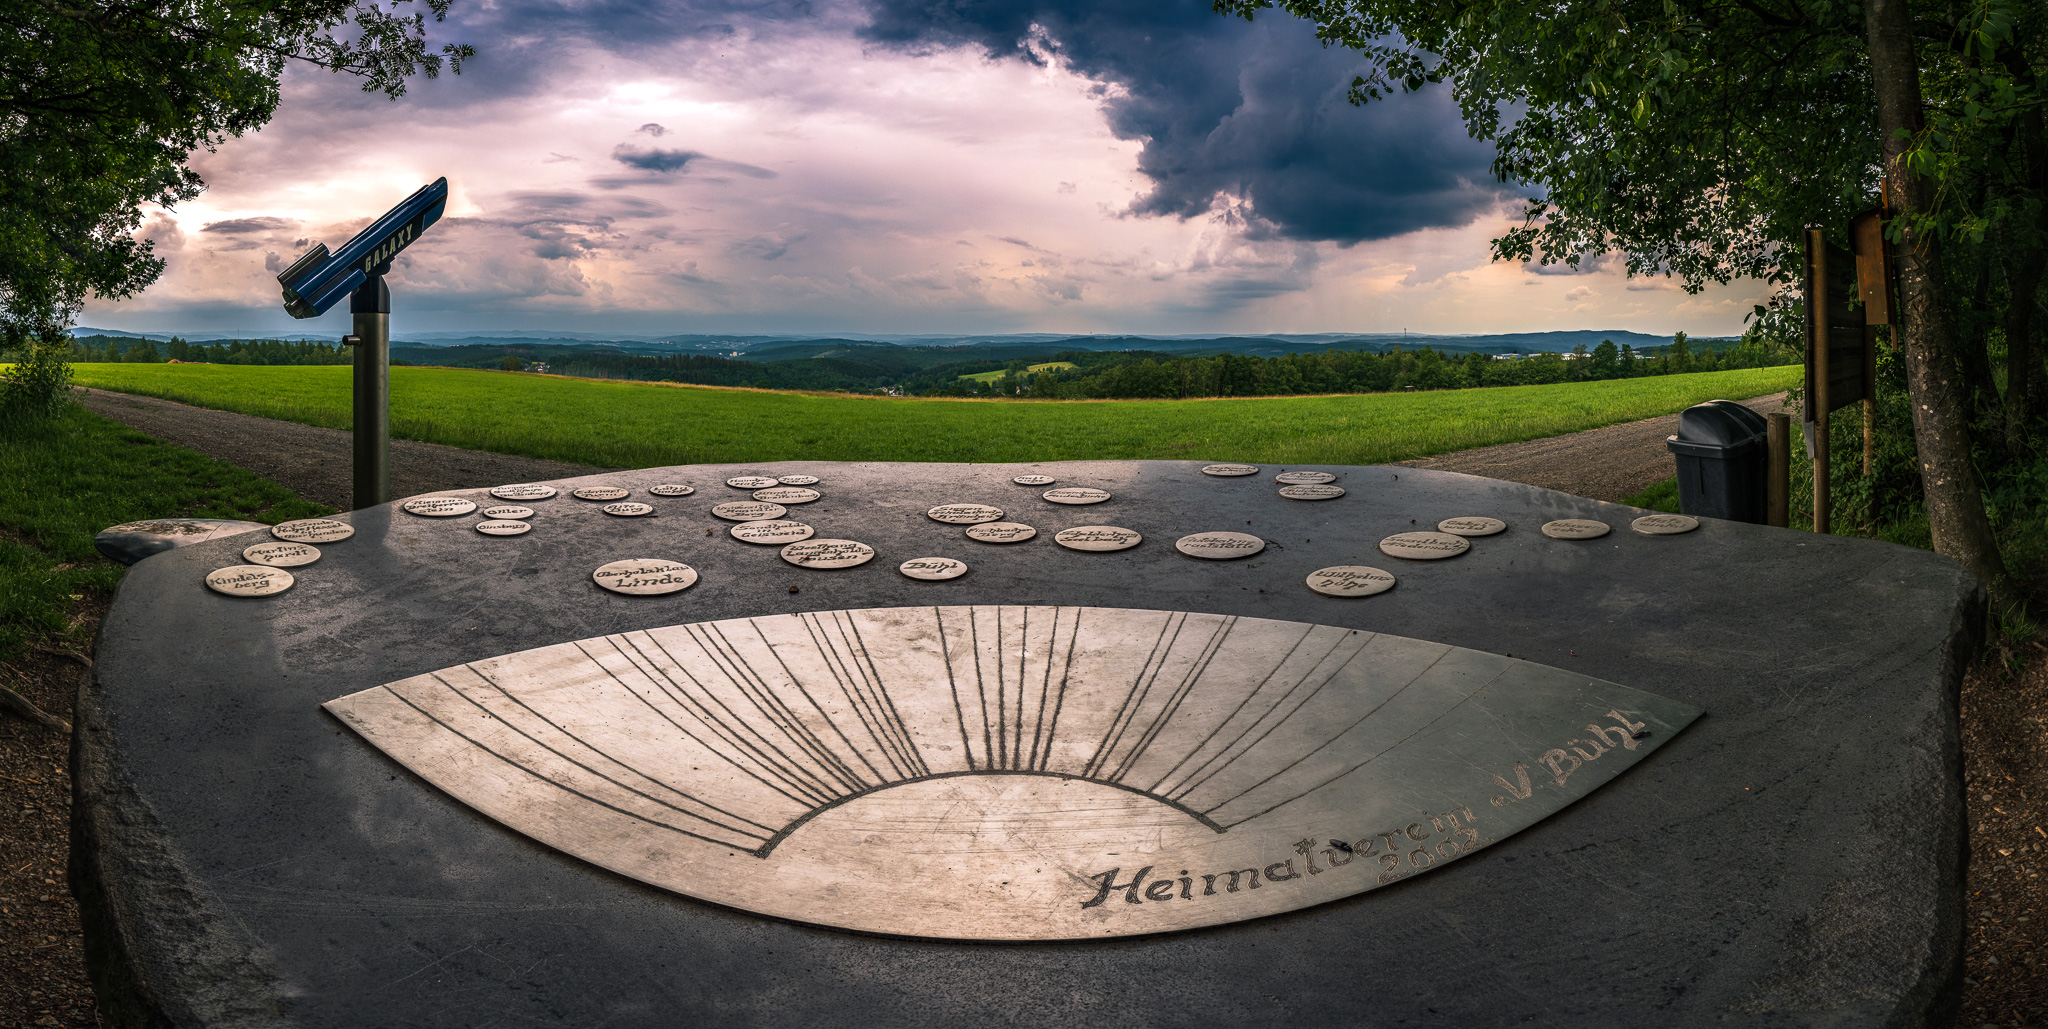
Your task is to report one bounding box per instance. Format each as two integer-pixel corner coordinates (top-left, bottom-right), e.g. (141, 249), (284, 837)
(1080, 805), (1484, 910)
(1488, 710), (1650, 806)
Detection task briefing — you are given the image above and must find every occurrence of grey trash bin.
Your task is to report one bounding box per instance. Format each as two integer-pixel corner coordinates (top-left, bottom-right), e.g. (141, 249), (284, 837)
(1665, 400), (1769, 523)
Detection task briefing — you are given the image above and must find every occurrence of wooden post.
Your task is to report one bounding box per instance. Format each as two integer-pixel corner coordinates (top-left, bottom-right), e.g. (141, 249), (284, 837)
(1767, 413), (1791, 528)
(1807, 228), (1831, 535)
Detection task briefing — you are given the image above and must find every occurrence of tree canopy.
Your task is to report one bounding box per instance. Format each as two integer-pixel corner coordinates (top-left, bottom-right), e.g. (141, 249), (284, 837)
(1222, 0), (2045, 600)
(0, 0), (471, 412)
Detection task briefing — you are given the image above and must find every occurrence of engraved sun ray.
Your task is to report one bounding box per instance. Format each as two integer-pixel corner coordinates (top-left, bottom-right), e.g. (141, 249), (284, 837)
(325, 605), (1702, 941)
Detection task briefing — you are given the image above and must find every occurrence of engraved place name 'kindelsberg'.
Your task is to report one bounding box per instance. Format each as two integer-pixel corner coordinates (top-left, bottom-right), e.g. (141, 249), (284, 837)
(1079, 805), (1486, 910)
(1487, 710), (1650, 806)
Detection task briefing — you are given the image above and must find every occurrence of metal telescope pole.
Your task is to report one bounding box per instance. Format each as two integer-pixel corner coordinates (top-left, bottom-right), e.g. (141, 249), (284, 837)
(350, 274), (390, 510)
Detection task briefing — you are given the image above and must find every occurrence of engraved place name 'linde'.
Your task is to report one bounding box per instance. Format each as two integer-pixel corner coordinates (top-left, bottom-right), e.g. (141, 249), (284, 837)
(1080, 805), (1487, 910)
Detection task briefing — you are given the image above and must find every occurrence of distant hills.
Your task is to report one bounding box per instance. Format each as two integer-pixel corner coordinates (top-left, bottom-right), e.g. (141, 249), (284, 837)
(71, 327), (1724, 358)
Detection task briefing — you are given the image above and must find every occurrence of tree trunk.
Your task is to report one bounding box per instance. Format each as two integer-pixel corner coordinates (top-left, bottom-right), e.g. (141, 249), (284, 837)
(1862, 0), (2008, 593)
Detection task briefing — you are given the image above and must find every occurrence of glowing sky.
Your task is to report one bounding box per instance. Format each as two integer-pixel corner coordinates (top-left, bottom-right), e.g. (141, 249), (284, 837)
(80, 0), (1773, 338)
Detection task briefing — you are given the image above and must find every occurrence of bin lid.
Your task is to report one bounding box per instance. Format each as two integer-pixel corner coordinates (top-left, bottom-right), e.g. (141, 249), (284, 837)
(1674, 400), (1767, 448)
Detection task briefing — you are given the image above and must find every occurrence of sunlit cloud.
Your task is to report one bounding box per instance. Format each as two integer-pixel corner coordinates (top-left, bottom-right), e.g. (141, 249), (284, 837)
(82, 0), (1770, 338)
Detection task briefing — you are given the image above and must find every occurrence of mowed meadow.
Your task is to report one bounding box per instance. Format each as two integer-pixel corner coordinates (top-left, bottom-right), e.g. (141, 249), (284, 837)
(67, 363), (1799, 469)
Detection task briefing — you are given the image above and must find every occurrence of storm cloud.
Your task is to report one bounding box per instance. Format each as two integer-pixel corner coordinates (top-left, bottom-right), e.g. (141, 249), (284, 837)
(862, 0), (1510, 245)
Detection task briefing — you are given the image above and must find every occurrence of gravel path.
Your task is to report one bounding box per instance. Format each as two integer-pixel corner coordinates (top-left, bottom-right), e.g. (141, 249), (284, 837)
(1398, 392), (1790, 501)
(78, 388), (605, 510)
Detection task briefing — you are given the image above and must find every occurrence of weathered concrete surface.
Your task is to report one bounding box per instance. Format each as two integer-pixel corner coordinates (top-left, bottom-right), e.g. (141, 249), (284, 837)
(78, 461), (1978, 1028)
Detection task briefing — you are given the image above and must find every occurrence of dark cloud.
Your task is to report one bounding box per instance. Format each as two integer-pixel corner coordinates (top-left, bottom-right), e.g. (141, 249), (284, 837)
(613, 145), (705, 172)
(496, 191), (673, 259)
(638, 123), (668, 136)
(862, 0), (1509, 244)
(200, 216), (297, 234)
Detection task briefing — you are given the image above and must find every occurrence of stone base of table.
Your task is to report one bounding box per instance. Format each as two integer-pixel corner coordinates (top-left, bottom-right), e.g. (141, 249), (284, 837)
(79, 462), (1978, 1027)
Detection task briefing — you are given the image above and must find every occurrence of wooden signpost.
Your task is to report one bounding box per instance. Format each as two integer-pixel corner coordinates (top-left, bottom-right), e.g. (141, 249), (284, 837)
(1803, 211), (1891, 534)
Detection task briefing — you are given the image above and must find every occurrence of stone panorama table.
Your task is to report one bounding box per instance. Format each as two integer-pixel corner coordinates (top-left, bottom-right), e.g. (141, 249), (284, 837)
(78, 461), (1978, 1028)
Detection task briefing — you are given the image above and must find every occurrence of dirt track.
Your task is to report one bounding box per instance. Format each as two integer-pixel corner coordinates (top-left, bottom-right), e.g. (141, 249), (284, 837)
(77, 387), (604, 510)
(1398, 391), (1790, 501)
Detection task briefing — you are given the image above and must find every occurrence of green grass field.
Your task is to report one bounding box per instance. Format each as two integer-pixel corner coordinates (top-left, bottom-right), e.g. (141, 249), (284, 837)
(67, 363), (1799, 470)
(0, 407), (330, 661)
(958, 361), (1079, 383)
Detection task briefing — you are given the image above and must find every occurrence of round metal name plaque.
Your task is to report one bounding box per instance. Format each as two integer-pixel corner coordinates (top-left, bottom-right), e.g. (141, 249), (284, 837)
(1437, 517), (1506, 538)
(1042, 487), (1110, 505)
(490, 484), (557, 501)
(1306, 566), (1396, 597)
(1542, 519), (1612, 540)
(203, 565), (293, 597)
(1011, 474), (1056, 486)
(1201, 464), (1259, 477)
(323, 605), (1703, 940)
(781, 539), (876, 569)
(591, 559), (698, 596)
(476, 520), (532, 537)
(648, 484), (696, 497)
(402, 497), (476, 518)
(572, 487), (630, 502)
(965, 522), (1036, 544)
(482, 505), (535, 520)
(753, 487), (821, 505)
(898, 557), (968, 581)
(711, 501), (788, 522)
(725, 476), (779, 490)
(928, 504), (1004, 525)
(1278, 484), (1346, 501)
(1175, 531), (1265, 559)
(1378, 532), (1471, 560)
(603, 502), (654, 518)
(1632, 513), (1700, 536)
(730, 520), (815, 545)
(271, 518), (353, 544)
(776, 474), (820, 486)
(242, 541), (320, 568)
(1274, 471), (1336, 485)
(1054, 526), (1142, 552)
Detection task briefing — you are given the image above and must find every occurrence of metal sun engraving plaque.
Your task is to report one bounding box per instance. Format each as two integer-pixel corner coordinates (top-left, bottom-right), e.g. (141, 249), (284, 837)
(1012, 474), (1056, 486)
(325, 606), (1702, 941)
(649, 484), (696, 497)
(573, 487), (630, 502)
(482, 505), (535, 520)
(1201, 464), (1260, 477)
(776, 475), (820, 486)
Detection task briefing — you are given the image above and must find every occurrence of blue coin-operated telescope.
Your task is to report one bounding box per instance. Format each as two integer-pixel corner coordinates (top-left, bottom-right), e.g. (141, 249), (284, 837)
(277, 177), (447, 319)
(275, 177), (448, 510)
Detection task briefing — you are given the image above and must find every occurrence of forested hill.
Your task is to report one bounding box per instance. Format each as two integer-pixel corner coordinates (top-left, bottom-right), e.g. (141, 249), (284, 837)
(63, 331), (1799, 398)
